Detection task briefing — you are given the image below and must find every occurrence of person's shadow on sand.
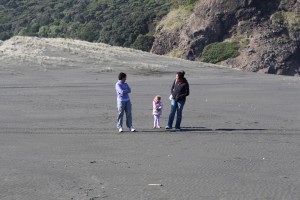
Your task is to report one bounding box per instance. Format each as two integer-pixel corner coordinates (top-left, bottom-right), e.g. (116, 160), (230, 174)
(138, 127), (268, 133)
(170, 127), (268, 132)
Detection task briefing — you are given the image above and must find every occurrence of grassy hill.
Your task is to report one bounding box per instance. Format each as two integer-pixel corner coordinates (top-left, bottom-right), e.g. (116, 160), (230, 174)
(0, 0), (195, 51)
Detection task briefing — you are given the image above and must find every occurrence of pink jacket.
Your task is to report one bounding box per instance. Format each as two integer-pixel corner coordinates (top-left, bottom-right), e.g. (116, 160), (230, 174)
(153, 101), (163, 115)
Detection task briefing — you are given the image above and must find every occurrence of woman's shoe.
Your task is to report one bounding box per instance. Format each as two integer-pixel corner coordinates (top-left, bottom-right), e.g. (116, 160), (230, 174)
(130, 127), (136, 132)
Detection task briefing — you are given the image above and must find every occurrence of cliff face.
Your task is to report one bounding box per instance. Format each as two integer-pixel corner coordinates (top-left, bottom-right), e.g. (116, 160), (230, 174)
(151, 0), (300, 76)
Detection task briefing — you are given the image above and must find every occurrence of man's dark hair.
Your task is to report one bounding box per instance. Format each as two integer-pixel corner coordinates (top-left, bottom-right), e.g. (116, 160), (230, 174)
(118, 72), (127, 80)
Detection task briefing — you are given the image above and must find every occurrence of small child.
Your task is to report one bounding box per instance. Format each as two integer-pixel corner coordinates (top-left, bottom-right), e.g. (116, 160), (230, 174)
(153, 95), (163, 128)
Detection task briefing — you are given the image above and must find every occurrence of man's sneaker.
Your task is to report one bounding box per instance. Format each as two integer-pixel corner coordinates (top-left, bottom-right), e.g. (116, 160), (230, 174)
(130, 127), (136, 132)
(165, 126), (171, 129)
(175, 128), (181, 132)
(118, 128), (123, 133)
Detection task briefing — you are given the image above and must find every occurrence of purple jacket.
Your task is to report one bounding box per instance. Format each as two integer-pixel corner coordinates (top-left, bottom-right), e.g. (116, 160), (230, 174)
(115, 80), (131, 102)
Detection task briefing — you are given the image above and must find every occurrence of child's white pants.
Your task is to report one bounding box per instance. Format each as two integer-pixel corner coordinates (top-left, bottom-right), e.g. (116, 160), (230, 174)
(154, 114), (161, 127)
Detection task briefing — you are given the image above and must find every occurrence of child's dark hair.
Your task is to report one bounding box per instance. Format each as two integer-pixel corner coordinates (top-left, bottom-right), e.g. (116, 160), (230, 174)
(118, 72), (127, 80)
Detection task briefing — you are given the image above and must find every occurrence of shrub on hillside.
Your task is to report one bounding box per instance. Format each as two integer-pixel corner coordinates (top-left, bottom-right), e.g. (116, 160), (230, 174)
(77, 21), (100, 42)
(201, 42), (240, 64)
(166, 50), (184, 58)
(271, 11), (300, 31)
(0, 31), (12, 41)
(131, 34), (155, 52)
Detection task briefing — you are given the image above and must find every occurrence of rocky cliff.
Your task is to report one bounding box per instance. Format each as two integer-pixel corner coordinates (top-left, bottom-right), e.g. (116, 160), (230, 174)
(151, 0), (300, 76)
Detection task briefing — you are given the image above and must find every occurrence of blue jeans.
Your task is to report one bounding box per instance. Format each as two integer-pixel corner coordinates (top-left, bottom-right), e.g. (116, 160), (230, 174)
(167, 99), (185, 129)
(117, 100), (132, 128)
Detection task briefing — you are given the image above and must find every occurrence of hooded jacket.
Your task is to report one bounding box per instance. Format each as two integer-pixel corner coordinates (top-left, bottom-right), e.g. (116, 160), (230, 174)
(171, 78), (189, 101)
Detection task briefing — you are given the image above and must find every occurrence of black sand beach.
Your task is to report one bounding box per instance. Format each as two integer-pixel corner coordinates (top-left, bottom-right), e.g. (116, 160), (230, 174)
(0, 37), (300, 200)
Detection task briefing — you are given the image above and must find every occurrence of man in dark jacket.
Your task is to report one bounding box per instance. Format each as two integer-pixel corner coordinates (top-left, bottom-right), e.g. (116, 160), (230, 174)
(166, 71), (189, 131)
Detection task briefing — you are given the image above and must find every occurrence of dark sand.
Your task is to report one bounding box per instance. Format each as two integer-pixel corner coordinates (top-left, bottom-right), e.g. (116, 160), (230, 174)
(0, 37), (300, 200)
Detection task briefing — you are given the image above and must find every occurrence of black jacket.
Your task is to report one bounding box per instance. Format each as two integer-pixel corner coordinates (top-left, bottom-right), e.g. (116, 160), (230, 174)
(171, 78), (189, 101)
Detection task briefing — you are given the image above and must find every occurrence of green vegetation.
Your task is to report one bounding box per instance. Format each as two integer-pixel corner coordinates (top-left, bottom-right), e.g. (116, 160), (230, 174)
(0, 0), (197, 51)
(0, 0), (195, 51)
(271, 12), (285, 25)
(201, 42), (240, 64)
(166, 50), (184, 58)
(157, 6), (193, 32)
(131, 34), (155, 51)
(276, 34), (290, 44)
(172, 0), (197, 11)
(271, 11), (300, 31)
(232, 34), (250, 49)
(280, 0), (287, 6)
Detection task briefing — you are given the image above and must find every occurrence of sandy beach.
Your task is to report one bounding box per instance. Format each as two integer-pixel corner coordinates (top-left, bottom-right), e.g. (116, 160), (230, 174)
(0, 37), (300, 200)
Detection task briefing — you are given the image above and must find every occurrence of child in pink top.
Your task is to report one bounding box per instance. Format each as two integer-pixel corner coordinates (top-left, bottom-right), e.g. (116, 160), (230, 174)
(153, 95), (163, 128)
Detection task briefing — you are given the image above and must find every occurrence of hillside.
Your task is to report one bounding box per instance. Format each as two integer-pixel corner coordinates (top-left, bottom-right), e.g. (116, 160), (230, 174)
(0, 0), (176, 51)
(152, 0), (300, 76)
(1, 0), (300, 76)
(0, 36), (205, 76)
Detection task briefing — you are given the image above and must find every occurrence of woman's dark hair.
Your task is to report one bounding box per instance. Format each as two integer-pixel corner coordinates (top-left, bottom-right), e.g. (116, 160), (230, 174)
(118, 72), (127, 80)
(176, 71), (184, 79)
(180, 70), (185, 77)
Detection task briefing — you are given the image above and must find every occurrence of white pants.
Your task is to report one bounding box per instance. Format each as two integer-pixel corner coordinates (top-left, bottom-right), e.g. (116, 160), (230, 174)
(153, 114), (161, 127)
